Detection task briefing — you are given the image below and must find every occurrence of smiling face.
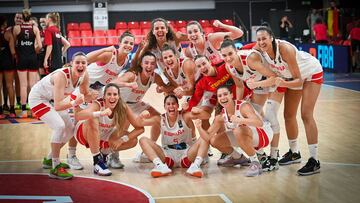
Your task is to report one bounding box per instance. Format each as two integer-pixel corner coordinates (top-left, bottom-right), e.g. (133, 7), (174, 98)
(104, 86), (119, 110)
(162, 49), (178, 70)
(195, 56), (213, 76)
(71, 55), (87, 78)
(187, 24), (203, 44)
(164, 96), (179, 117)
(141, 55), (157, 78)
(14, 13), (23, 25)
(256, 30), (273, 53)
(220, 45), (237, 66)
(152, 21), (168, 41)
(217, 87), (233, 109)
(119, 36), (135, 54)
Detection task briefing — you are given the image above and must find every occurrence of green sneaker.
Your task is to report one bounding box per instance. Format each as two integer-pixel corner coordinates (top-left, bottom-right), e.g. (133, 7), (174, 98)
(49, 164), (73, 180)
(42, 157), (70, 169)
(26, 103), (30, 110)
(15, 103), (21, 110)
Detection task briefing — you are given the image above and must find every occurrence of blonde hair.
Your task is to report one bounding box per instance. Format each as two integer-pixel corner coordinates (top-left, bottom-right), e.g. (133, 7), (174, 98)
(46, 12), (60, 29)
(103, 83), (127, 132)
(22, 8), (31, 22)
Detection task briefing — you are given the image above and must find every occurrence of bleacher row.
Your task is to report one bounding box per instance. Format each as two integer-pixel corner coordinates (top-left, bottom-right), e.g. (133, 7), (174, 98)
(66, 19), (234, 46)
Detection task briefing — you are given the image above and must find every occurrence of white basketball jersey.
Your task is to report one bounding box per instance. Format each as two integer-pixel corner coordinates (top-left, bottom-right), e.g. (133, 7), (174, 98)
(87, 49), (129, 85)
(30, 67), (79, 101)
(94, 99), (116, 141)
(188, 35), (223, 65)
(160, 112), (192, 146)
(120, 72), (155, 103)
(262, 39), (322, 80)
(164, 59), (201, 87)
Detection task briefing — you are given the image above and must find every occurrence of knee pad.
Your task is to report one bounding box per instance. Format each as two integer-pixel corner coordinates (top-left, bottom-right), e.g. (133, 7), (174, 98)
(165, 157), (174, 168)
(181, 156), (191, 168)
(264, 100), (281, 134)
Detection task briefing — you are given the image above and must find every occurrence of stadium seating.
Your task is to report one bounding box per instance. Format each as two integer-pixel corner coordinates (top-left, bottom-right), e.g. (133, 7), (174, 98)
(115, 21), (127, 30)
(66, 22), (79, 31)
(94, 37), (107, 46)
(79, 22), (92, 30)
(140, 21), (151, 28)
(67, 30), (80, 38)
(93, 30), (106, 37)
(128, 21), (140, 29)
(69, 38), (81, 46)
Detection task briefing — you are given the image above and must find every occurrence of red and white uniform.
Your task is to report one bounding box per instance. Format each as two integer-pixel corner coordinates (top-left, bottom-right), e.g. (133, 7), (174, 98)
(119, 72), (155, 115)
(165, 59), (201, 87)
(74, 99), (114, 149)
(188, 35), (224, 66)
(228, 49), (272, 94)
(262, 39), (323, 90)
(29, 67), (82, 143)
(160, 111), (192, 168)
(221, 100), (273, 150)
(151, 40), (182, 71)
(87, 49), (129, 87)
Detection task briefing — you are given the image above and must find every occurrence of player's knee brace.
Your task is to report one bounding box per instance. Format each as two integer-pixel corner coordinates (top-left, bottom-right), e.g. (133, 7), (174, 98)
(264, 99), (280, 134)
(51, 122), (66, 143)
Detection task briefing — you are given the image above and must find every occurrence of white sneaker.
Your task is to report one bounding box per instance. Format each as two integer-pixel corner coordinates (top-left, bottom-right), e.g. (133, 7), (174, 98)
(151, 163), (172, 178)
(107, 152), (124, 169)
(133, 152), (151, 163)
(67, 155), (84, 170)
(94, 160), (112, 176)
(186, 163), (203, 178)
(245, 161), (262, 177)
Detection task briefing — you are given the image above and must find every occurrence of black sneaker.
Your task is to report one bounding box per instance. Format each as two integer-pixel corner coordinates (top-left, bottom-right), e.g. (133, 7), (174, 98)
(256, 152), (267, 165)
(279, 149), (301, 165)
(297, 157), (320, 176)
(262, 156), (279, 172)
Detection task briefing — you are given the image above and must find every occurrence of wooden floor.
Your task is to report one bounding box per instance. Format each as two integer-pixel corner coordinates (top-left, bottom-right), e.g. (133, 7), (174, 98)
(1, 84), (360, 203)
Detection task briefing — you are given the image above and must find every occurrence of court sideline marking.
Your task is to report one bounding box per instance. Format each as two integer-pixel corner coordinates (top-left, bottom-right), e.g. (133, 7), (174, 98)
(153, 193), (232, 203)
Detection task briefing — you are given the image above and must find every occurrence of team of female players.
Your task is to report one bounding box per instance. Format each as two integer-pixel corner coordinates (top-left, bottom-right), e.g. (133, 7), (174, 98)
(29, 17), (323, 180)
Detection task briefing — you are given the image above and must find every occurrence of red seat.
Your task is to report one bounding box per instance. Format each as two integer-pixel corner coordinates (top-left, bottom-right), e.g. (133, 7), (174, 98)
(115, 22), (127, 30)
(117, 29), (127, 36)
(199, 20), (211, 28)
(130, 28), (142, 36)
(67, 30), (80, 38)
(107, 37), (118, 45)
(107, 29), (117, 37)
(221, 19), (234, 26)
(80, 30), (93, 37)
(79, 22), (92, 30)
(134, 36), (142, 45)
(176, 27), (186, 34)
(128, 21), (140, 29)
(203, 27), (214, 34)
(82, 38), (93, 46)
(94, 37), (107, 46)
(69, 38), (81, 46)
(142, 28), (150, 36)
(175, 20), (187, 28)
(140, 21), (151, 28)
(93, 30), (106, 37)
(67, 22), (79, 31)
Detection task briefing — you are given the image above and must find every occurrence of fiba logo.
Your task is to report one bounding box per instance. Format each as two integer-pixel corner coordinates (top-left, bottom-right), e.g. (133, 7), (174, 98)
(308, 45), (334, 69)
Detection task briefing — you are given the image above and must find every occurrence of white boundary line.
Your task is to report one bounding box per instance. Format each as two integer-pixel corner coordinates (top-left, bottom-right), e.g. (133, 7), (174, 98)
(154, 193), (232, 203)
(0, 172), (155, 203)
(323, 84), (360, 93)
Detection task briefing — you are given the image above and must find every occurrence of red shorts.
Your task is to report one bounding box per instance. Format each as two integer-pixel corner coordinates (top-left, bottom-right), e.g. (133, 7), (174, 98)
(306, 71), (323, 85)
(75, 122), (109, 149)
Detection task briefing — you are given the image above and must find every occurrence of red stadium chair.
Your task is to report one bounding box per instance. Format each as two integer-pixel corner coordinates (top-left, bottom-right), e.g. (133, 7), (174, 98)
(107, 37), (118, 45)
(203, 27), (214, 34)
(79, 22), (92, 30)
(175, 20), (187, 28)
(140, 21), (151, 28)
(93, 30), (106, 37)
(142, 28), (150, 36)
(134, 36), (142, 45)
(221, 19), (234, 26)
(199, 19), (211, 28)
(67, 30), (80, 38)
(94, 37), (107, 46)
(128, 21), (140, 29)
(176, 27), (186, 34)
(69, 38), (82, 46)
(130, 28), (142, 36)
(67, 22), (79, 31)
(80, 30), (93, 37)
(117, 29), (127, 36)
(115, 21), (127, 30)
(82, 38), (93, 46)
(107, 29), (117, 37)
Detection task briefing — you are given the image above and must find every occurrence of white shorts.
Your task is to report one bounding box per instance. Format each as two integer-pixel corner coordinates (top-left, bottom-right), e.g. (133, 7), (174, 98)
(163, 147), (189, 168)
(127, 101), (151, 115)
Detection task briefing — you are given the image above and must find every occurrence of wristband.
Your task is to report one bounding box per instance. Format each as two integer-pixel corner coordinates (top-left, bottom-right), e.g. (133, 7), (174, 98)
(92, 111), (101, 118)
(120, 135), (129, 142)
(70, 100), (77, 107)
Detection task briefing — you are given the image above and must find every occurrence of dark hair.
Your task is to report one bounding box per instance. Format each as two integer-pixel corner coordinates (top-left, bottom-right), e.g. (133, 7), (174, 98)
(315, 17), (323, 24)
(72, 51), (87, 60)
(128, 51), (156, 74)
(0, 16), (7, 27)
(119, 30), (135, 44)
(256, 26), (281, 64)
(22, 9), (31, 22)
(186, 21), (204, 34)
(261, 21), (270, 27)
(145, 18), (176, 50)
(164, 94), (178, 105)
(161, 43), (177, 56)
(220, 35), (236, 50)
(194, 54), (209, 62)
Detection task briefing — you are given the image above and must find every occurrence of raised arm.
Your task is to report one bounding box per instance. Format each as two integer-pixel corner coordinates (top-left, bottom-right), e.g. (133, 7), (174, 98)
(86, 46), (115, 64)
(208, 20), (244, 49)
